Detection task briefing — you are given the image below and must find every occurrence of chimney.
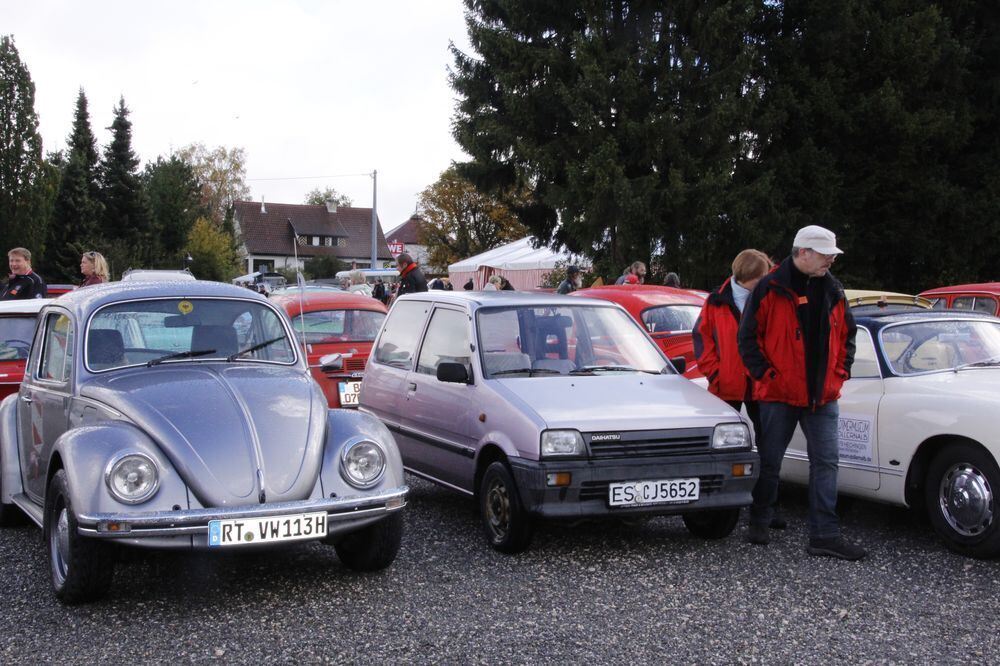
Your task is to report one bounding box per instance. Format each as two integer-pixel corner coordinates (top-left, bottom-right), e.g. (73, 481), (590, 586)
(325, 199), (337, 214)
(260, 196), (266, 214)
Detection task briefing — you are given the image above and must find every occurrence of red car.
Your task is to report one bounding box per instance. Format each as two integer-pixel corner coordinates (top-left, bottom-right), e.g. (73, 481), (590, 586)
(571, 285), (706, 378)
(0, 298), (50, 400)
(271, 291), (387, 408)
(919, 282), (1000, 316)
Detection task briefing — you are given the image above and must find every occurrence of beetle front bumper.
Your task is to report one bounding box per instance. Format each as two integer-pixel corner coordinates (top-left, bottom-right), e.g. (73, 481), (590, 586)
(508, 451), (757, 519)
(75, 486), (408, 547)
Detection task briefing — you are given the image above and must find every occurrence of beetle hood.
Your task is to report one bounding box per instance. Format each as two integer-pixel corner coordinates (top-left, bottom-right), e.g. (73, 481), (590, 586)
(80, 364), (326, 507)
(492, 374), (742, 431)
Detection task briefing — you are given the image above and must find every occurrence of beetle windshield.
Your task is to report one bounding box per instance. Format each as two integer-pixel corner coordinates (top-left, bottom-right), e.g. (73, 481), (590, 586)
(641, 304), (701, 334)
(880, 319), (1000, 375)
(477, 305), (670, 378)
(290, 309), (386, 344)
(0, 315), (38, 360)
(87, 298), (296, 371)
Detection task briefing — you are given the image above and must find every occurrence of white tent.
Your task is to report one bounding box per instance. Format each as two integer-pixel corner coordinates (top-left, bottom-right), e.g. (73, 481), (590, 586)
(448, 236), (588, 290)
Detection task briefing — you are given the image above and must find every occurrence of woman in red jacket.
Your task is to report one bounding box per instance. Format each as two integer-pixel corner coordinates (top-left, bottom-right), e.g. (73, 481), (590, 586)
(693, 249), (772, 428)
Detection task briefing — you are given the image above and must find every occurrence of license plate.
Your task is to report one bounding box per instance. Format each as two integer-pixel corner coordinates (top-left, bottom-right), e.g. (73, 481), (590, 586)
(338, 380), (361, 407)
(608, 478), (700, 507)
(208, 511), (328, 547)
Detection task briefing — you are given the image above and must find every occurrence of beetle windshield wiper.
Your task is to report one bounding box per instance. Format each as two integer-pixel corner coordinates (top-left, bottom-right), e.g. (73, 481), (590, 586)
(955, 354), (1000, 372)
(228, 336), (286, 362)
(147, 349), (216, 367)
(490, 368), (561, 377)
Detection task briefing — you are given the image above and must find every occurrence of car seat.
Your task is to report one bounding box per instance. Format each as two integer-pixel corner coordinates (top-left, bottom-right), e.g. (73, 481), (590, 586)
(191, 325), (239, 357)
(88, 329), (125, 369)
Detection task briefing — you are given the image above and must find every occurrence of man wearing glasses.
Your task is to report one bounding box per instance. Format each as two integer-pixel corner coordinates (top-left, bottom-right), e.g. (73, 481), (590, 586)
(1, 247), (47, 300)
(738, 225), (865, 560)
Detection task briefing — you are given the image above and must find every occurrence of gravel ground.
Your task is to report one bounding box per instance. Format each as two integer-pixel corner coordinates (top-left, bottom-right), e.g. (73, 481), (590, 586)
(1, 476), (998, 664)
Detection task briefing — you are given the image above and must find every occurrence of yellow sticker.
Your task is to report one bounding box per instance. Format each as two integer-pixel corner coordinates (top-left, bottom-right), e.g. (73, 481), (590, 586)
(178, 300), (194, 315)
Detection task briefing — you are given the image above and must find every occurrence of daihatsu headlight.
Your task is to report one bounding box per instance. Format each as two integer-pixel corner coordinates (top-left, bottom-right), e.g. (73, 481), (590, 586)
(105, 453), (159, 504)
(712, 423), (751, 450)
(540, 430), (585, 457)
(341, 439), (386, 488)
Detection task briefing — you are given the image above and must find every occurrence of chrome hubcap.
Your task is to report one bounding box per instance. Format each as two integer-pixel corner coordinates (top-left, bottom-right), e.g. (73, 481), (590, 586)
(939, 462), (994, 537)
(485, 478), (510, 541)
(50, 506), (70, 586)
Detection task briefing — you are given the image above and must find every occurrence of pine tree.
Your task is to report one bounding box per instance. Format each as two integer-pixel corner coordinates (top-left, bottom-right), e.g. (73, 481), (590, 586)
(46, 89), (103, 281)
(0, 35), (47, 257)
(99, 97), (152, 272)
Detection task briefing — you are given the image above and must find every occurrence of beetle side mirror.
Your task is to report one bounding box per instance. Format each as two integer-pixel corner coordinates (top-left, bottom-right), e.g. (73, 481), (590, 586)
(437, 361), (470, 384)
(319, 353), (343, 372)
(669, 356), (686, 374)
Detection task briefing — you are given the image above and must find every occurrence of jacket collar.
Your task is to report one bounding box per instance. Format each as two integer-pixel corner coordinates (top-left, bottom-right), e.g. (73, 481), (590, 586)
(767, 256), (844, 301)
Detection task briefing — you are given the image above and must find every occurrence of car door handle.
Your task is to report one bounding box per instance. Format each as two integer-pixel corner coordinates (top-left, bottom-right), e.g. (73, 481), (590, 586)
(407, 382), (417, 391)
(19, 395), (31, 403)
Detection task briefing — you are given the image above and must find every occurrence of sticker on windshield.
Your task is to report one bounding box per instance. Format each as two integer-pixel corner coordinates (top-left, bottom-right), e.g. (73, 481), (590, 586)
(837, 413), (873, 464)
(178, 300), (194, 315)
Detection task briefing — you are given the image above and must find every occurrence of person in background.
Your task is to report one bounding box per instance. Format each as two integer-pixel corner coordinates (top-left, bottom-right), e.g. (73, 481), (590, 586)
(664, 272), (681, 287)
(557, 265), (582, 294)
(1, 247), (47, 300)
(615, 261), (647, 285)
(396, 252), (428, 296)
(429, 277), (445, 290)
(463, 278), (474, 290)
(500, 276), (515, 290)
(442, 277), (454, 291)
(692, 249), (777, 523)
(624, 274), (639, 285)
(372, 278), (387, 303)
(79, 250), (109, 287)
(348, 269), (373, 297)
(484, 275), (502, 291)
(738, 225), (863, 560)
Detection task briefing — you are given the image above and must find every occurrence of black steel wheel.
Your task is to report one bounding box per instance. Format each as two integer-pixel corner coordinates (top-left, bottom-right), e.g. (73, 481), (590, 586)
(479, 461), (533, 554)
(682, 508), (741, 539)
(334, 512), (404, 572)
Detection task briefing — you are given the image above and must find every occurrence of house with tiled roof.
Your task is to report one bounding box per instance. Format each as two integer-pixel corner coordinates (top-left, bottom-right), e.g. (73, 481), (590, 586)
(233, 200), (393, 274)
(385, 213), (439, 272)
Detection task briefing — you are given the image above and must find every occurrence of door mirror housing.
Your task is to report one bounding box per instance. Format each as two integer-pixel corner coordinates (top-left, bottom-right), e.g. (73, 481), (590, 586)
(437, 361), (470, 384)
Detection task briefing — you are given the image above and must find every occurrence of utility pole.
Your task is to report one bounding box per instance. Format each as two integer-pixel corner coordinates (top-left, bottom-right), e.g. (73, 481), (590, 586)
(370, 170), (378, 269)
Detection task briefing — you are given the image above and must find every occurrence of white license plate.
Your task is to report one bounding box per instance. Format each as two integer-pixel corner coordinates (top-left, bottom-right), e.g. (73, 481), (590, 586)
(338, 380), (361, 407)
(608, 478), (700, 507)
(208, 511), (328, 547)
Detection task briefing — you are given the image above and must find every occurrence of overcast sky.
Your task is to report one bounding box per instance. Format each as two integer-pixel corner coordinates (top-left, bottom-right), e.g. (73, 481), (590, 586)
(5, 0), (473, 235)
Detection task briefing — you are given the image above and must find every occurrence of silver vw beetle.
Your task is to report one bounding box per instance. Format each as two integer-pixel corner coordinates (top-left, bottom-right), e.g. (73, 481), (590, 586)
(0, 280), (407, 603)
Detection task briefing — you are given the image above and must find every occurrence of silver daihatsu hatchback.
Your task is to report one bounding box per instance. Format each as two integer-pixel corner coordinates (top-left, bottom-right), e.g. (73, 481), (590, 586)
(359, 291), (758, 553)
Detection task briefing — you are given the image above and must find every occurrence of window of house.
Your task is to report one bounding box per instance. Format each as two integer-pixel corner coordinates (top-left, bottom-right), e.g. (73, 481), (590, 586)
(324, 237), (333, 247)
(312, 236), (321, 246)
(336, 237), (347, 247)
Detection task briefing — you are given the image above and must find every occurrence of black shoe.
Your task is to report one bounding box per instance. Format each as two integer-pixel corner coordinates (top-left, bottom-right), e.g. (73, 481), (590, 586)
(769, 514), (787, 530)
(806, 537), (867, 561)
(747, 523), (770, 545)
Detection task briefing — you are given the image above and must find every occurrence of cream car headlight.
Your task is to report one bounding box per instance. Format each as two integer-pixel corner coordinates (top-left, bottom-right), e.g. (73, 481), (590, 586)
(105, 453), (159, 504)
(540, 429), (585, 457)
(340, 439), (386, 488)
(712, 423), (751, 450)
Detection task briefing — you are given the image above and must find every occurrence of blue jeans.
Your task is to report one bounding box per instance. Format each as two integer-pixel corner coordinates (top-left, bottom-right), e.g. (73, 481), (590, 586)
(750, 401), (840, 540)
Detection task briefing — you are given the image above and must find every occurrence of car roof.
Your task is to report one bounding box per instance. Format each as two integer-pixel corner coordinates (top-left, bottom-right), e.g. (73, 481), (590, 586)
(0, 298), (52, 314)
(854, 309), (1000, 328)
(120, 269), (197, 282)
(394, 290), (620, 309)
(571, 284), (706, 308)
(919, 282), (1000, 296)
(270, 290), (388, 315)
(46, 280), (271, 319)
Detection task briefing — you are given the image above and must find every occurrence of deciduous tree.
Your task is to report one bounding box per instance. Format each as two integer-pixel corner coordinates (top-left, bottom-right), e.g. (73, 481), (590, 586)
(176, 143), (250, 225)
(184, 217), (241, 282)
(304, 187), (352, 208)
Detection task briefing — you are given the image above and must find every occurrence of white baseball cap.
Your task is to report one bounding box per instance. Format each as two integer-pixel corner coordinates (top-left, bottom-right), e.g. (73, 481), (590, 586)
(793, 225), (843, 255)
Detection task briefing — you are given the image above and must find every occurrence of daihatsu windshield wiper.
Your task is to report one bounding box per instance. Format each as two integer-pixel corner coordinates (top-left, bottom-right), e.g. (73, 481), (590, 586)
(490, 368), (561, 377)
(228, 336), (286, 362)
(147, 349), (216, 367)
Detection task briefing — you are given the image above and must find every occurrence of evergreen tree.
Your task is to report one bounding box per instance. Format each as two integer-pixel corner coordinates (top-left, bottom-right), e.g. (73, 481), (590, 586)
(46, 89), (103, 281)
(0, 35), (47, 256)
(145, 155), (205, 267)
(99, 97), (152, 271)
(451, 1), (760, 287)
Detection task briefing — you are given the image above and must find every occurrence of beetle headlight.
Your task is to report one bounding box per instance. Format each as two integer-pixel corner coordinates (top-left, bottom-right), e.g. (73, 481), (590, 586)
(105, 453), (159, 504)
(340, 439), (386, 488)
(540, 429), (585, 457)
(712, 423), (751, 450)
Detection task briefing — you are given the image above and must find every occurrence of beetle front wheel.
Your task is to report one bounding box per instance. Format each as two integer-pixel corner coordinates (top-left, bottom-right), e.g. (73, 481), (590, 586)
(44, 470), (114, 603)
(925, 443), (1000, 558)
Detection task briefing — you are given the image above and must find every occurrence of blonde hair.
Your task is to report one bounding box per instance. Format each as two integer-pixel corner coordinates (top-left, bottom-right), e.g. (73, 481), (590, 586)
(732, 249), (773, 284)
(488, 275), (503, 286)
(349, 269), (366, 286)
(83, 251), (110, 281)
(8, 247), (30, 263)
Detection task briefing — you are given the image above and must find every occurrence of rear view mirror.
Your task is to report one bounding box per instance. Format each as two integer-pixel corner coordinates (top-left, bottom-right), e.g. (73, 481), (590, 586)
(669, 356), (686, 374)
(437, 361), (470, 384)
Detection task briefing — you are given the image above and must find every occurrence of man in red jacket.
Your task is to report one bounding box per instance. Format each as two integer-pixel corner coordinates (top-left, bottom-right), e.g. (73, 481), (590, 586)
(738, 225), (865, 560)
